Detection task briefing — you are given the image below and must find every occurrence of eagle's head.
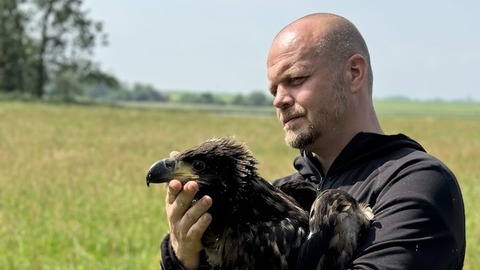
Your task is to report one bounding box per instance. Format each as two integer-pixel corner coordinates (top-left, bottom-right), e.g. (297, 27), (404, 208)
(146, 137), (266, 224)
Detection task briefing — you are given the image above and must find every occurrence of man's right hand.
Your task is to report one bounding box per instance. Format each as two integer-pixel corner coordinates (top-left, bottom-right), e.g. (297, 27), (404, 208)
(165, 179), (212, 270)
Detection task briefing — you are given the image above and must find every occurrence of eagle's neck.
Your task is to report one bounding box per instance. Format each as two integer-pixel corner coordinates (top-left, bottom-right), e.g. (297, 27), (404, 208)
(229, 176), (302, 223)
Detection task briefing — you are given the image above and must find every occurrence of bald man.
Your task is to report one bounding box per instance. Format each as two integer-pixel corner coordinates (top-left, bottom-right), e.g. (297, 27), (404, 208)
(159, 13), (465, 270)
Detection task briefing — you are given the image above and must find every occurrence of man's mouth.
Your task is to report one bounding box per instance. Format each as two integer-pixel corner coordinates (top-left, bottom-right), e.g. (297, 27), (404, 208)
(282, 115), (303, 126)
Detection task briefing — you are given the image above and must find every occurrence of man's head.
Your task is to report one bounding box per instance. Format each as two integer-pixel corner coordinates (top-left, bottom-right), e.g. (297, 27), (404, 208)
(267, 13), (377, 151)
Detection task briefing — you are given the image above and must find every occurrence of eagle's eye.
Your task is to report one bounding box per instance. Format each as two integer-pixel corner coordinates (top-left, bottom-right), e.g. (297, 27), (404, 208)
(192, 160), (205, 172)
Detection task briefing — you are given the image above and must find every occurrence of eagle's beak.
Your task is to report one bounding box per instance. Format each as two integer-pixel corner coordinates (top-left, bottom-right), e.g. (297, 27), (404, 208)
(146, 157), (176, 186)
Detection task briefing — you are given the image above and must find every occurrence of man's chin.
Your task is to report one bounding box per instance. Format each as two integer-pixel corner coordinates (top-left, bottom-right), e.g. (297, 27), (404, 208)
(285, 132), (310, 149)
(284, 124), (321, 148)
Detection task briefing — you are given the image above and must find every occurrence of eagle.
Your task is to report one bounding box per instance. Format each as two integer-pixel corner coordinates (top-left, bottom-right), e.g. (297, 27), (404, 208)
(146, 137), (373, 270)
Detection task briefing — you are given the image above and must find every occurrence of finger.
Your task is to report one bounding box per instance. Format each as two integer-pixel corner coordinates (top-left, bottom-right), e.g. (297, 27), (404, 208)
(166, 180), (183, 205)
(187, 212), (212, 239)
(181, 195), (212, 235)
(177, 181), (199, 207)
(168, 181), (199, 221)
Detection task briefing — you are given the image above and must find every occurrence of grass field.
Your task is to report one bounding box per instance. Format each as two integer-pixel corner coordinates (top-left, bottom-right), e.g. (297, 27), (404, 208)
(0, 100), (479, 269)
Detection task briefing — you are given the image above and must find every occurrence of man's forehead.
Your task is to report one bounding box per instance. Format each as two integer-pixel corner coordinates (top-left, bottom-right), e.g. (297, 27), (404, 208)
(268, 35), (317, 75)
(277, 31), (298, 49)
(269, 31), (311, 64)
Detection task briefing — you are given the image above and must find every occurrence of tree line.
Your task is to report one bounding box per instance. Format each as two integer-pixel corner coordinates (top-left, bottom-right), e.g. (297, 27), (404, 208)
(86, 82), (273, 107)
(0, 0), (272, 106)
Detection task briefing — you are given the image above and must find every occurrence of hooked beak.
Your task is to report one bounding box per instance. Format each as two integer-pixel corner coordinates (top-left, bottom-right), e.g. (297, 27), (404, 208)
(146, 157), (176, 186)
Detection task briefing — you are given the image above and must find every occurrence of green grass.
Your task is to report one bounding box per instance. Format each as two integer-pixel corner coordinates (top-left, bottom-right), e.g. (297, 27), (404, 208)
(374, 99), (480, 118)
(0, 101), (478, 269)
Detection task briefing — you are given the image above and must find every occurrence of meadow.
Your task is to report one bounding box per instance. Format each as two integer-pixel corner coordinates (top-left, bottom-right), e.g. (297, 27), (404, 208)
(0, 101), (479, 269)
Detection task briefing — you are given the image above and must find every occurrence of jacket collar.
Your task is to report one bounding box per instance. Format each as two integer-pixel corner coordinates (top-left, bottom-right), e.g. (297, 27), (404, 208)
(293, 132), (425, 183)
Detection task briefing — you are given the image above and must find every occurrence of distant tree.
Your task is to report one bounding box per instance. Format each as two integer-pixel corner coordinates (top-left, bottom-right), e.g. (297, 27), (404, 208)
(231, 94), (245, 105)
(198, 92), (215, 104)
(66, 58), (118, 88)
(47, 70), (84, 102)
(0, 0), (112, 98)
(105, 83), (133, 101)
(131, 83), (168, 102)
(177, 92), (196, 103)
(244, 91), (271, 106)
(0, 0), (33, 93)
(228, 91), (271, 106)
(85, 82), (110, 99)
(43, 58), (118, 102)
(178, 92), (219, 104)
(25, 0), (108, 98)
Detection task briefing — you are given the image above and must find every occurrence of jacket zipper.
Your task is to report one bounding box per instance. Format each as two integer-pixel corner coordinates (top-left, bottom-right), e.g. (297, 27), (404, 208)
(303, 152), (326, 190)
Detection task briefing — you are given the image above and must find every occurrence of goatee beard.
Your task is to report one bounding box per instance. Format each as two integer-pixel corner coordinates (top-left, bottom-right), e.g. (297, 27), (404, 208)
(279, 108), (318, 149)
(285, 124), (318, 149)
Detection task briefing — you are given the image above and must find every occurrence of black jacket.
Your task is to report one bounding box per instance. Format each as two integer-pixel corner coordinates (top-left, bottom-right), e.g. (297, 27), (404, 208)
(160, 132), (466, 270)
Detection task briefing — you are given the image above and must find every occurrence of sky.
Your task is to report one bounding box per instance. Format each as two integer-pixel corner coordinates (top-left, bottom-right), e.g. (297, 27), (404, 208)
(83, 0), (480, 101)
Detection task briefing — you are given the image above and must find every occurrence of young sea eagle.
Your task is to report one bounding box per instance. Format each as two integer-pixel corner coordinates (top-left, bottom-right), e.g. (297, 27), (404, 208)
(146, 137), (373, 270)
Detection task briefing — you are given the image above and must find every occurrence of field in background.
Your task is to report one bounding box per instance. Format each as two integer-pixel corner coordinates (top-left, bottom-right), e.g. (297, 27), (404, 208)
(0, 100), (479, 269)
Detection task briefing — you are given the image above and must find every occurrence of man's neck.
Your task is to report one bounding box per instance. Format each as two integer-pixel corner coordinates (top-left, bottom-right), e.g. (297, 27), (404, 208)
(308, 121), (383, 174)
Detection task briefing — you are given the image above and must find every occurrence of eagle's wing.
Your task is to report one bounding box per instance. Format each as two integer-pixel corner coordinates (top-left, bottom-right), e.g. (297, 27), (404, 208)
(296, 189), (373, 270)
(276, 179), (318, 212)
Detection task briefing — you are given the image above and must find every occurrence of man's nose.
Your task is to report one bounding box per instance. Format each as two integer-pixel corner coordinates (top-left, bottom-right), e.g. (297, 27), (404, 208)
(273, 86), (293, 109)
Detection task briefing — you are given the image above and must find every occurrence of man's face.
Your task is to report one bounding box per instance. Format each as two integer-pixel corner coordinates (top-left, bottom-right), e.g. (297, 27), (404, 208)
(267, 31), (349, 149)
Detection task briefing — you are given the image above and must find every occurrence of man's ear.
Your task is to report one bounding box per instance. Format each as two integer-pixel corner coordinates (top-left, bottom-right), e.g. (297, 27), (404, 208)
(347, 54), (368, 94)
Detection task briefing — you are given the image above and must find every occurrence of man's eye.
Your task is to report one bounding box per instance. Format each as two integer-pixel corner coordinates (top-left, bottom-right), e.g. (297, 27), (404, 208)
(289, 77), (307, 86)
(192, 161), (205, 172)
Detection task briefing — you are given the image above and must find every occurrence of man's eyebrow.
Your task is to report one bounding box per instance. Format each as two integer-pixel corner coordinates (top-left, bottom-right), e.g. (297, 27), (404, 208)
(272, 64), (310, 86)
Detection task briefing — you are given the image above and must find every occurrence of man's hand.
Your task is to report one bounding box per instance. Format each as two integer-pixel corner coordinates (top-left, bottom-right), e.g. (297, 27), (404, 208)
(165, 178), (212, 270)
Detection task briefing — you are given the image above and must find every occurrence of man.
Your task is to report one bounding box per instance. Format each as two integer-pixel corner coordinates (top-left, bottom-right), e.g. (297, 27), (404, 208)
(159, 13), (466, 269)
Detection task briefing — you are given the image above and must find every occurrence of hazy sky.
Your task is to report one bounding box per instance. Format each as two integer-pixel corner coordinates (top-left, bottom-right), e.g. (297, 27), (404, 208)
(84, 0), (480, 101)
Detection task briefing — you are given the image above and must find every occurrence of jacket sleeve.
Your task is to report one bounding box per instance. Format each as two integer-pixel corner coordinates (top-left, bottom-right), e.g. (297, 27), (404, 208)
(160, 234), (213, 270)
(348, 159), (465, 269)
